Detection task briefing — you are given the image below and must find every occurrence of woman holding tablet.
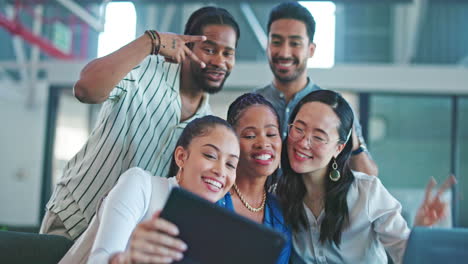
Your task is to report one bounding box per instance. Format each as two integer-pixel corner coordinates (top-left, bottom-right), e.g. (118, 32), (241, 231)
(61, 116), (240, 264)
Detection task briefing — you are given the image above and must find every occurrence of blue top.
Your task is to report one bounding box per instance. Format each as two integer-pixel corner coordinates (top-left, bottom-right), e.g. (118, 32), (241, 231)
(217, 192), (292, 264)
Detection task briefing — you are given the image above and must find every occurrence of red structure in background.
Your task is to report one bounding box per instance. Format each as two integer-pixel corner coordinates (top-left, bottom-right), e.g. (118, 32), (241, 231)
(0, 12), (76, 60)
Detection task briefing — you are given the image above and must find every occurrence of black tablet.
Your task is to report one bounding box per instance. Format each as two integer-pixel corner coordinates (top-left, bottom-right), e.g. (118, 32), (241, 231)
(160, 187), (287, 264)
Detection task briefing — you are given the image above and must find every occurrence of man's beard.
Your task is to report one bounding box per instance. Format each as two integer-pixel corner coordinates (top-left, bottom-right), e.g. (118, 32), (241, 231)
(191, 62), (230, 94)
(269, 57), (307, 83)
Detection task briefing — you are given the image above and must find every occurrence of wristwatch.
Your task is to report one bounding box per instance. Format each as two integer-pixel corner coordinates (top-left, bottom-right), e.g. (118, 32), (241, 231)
(351, 143), (367, 156)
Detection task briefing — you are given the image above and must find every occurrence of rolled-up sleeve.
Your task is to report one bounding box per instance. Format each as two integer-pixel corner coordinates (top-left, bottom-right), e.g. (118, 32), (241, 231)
(367, 178), (410, 264)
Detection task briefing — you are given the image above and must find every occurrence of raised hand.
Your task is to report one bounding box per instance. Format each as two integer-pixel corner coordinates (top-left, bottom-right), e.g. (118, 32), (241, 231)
(414, 175), (457, 226)
(110, 211), (187, 264)
(158, 32), (206, 67)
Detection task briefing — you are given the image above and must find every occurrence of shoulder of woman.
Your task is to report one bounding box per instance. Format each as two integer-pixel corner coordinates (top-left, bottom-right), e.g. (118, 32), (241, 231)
(104, 168), (154, 205)
(352, 171), (380, 184)
(350, 171), (384, 193)
(119, 167), (153, 185)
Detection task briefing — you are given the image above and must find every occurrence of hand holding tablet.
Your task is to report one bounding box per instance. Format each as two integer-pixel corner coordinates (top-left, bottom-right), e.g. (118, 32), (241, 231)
(160, 188), (286, 264)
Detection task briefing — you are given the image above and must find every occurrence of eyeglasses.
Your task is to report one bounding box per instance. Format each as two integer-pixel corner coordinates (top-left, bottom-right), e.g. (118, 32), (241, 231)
(288, 123), (339, 148)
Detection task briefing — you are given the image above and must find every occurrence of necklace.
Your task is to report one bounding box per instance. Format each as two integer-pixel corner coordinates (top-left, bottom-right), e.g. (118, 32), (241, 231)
(232, 183), (267, 212)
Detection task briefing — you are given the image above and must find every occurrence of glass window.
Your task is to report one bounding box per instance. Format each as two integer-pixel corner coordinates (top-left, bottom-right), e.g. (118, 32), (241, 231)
(368, 94), (453, 227)
(369, 95), (452, 187)
(98, 2), (137, 57)
(300, 1), (336, 68)
(458, 97), (468, 227)
(52, 90), (93, 185)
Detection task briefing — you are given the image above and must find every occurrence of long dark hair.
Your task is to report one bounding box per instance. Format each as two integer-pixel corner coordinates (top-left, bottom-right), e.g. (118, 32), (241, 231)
(226, 92), (280, 190)
(277, 90), (355, 246)
(167, 115), (237, 177)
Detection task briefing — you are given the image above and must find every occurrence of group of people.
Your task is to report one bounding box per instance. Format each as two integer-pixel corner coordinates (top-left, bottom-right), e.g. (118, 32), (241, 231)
(40, 2), (454, 264)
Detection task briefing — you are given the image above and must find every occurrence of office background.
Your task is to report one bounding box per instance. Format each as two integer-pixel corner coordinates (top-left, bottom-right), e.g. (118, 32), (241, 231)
(0, 0), (467, 231)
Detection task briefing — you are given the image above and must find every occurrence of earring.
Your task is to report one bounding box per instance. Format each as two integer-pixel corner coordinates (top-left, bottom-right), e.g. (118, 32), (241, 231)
(176, 167), (183, 184)
(329, 158), (340, 182)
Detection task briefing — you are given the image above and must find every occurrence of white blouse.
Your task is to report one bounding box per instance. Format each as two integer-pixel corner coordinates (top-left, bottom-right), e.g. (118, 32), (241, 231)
(293, 172), (410, 264)
(79, 167), (178, 264)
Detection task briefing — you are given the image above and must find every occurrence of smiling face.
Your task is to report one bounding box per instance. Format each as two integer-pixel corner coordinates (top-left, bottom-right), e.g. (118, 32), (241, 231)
(176, 125), (239, 202)
(190, 24), (237, 94)
(235, 105), (282, 179)
(287, 102), (345, 177)
(267, 18), (315, 84)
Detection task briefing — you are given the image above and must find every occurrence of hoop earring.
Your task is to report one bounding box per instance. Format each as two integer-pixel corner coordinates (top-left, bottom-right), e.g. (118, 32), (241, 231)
(329, 157), (340, 182)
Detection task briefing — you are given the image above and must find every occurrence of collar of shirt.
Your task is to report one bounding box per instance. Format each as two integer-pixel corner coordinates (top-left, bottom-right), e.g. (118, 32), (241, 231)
(267, 77), (317, 103)
(177, 93), (212, 128)
(266, 77), (321, 138)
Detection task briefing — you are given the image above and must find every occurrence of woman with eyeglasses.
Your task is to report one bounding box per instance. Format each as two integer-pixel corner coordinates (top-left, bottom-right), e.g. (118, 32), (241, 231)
(277, 89), (455, 264)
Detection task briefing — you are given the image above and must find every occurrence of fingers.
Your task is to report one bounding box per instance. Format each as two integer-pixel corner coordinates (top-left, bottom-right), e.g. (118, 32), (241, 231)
(158, 34), (207, 66)
(130, 250), (173, 264)
(152, 211), (161, 220)
(109, 252), (130, 264)
(128, 217), (187, 263)
(423, 177), (437, 204)
(137, 217), (187, 250)
(417, 175), (455, 227)
(184, 45), (205, 68)
(130, 236), (184, 261)
(152, 217), (180, 236)
(181, 35), (207, 44)
(180, 35), (206, 68)
(144, 231), (187, 251)
(435, 175), (457, 198)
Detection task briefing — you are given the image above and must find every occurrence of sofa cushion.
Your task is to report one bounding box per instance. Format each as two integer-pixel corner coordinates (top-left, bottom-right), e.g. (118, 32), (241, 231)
(0, 230), (73, 264)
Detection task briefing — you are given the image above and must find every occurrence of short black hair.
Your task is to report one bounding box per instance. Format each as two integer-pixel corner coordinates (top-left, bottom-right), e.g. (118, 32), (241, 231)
(184, 6), (240, 46)
(267, 1), (316, 42)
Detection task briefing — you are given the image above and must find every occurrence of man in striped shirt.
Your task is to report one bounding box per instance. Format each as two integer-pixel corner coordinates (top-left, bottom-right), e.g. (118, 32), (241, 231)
(40, 7), (240, 240)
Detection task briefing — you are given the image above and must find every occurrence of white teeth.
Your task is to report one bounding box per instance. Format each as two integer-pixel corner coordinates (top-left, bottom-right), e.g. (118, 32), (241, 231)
(203, 178), (222, 189)
(279, 62), (293, 67)
(296, 152), (310, 159)
(254, 154), (272, 160)
(208, 72), (222, 76)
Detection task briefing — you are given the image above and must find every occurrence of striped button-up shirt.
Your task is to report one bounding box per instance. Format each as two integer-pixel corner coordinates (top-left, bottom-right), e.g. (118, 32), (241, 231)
(47, 55), (211, 239)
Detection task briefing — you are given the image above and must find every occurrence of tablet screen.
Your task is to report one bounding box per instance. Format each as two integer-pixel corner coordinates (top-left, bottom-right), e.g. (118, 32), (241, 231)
(160, 187), (286, 264)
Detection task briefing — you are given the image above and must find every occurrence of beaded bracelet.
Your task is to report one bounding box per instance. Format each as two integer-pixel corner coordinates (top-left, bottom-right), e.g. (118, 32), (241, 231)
(144, 30), (161, 55)
(153, 30), (161, 55)
(144, 30), (155, 55)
